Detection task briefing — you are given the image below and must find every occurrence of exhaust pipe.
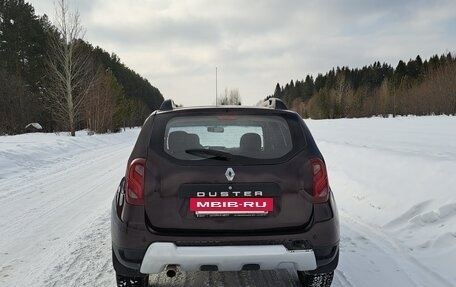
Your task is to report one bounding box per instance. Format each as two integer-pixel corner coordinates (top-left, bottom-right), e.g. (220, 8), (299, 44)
(165, 265), (178, 278)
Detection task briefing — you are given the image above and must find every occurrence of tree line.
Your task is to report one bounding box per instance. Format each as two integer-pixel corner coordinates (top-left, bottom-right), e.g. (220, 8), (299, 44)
(0, 0), (164, 135)
(269, 53), (456, 118)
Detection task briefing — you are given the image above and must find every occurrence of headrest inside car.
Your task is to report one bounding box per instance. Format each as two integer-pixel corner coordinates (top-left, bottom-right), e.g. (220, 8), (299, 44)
(240, 133), (261, 152)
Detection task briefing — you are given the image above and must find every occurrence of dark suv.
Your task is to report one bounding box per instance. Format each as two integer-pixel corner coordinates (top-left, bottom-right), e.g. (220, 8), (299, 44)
(111, 98), (339, 287)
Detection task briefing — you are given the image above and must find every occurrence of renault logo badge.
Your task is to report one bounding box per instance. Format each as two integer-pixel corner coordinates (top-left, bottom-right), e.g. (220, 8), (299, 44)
(225, 168), (235, 181)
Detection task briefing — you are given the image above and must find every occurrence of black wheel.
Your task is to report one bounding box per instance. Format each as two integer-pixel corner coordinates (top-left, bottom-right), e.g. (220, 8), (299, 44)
(297, 271), (334, 287)
(116, 273), (149, 287)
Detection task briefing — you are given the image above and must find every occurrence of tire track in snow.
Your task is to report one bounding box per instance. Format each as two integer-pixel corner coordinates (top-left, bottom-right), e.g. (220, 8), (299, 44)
(333, 270), (354, 287)
(148, 269), (302, 287)
(38, 210), (114, 287)
(338, 214), (454, 287)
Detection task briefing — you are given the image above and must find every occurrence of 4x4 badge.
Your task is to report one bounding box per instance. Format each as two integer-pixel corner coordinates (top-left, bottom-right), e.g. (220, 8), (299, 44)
(225, 168), (235, 181)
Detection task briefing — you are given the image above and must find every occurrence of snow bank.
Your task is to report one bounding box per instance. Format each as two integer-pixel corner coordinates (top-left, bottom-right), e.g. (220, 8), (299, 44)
(0, 129), (138, 182)
(306, 115), (456, 283)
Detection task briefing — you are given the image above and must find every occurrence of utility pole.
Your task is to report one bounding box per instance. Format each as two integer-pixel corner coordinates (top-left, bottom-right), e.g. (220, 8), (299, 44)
(216, 67), (218, 106)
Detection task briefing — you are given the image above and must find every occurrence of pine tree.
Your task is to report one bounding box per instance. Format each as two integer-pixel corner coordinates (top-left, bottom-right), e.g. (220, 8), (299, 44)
(0, 0), (49, 134)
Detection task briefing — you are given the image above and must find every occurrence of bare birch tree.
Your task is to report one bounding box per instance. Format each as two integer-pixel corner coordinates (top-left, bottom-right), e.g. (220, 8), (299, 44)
(85, 68), (124, 134)
(217, 88), (241, 105)
(46, 0), (94, 136)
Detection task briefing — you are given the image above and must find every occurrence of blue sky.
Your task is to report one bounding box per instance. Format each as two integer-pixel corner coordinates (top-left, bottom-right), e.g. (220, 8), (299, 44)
(29, 0), (456, 105)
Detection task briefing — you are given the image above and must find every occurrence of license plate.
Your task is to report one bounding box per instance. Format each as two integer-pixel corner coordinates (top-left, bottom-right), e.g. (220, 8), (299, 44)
(190, 198), (273, 216)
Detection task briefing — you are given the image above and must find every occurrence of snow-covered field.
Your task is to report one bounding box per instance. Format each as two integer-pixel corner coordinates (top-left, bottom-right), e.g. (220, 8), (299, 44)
(0, 116), (455, 286)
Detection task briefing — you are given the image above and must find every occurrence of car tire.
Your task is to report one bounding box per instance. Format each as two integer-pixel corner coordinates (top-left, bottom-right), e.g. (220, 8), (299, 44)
(297, 271), (334, 287)
(116, 273), (149, 287)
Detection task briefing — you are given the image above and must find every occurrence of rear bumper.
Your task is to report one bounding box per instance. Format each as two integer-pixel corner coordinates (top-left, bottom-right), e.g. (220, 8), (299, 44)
(111, 193), (339, 276)
(140, 242), (317, 274)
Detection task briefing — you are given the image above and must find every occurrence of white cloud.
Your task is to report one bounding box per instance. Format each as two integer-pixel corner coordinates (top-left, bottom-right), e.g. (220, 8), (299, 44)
(28, 0), (456, 106)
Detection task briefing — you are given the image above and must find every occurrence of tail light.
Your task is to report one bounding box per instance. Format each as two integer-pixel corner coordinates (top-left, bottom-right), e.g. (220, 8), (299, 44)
(126, 158), (146, 205)
(310, 158), (330, 203)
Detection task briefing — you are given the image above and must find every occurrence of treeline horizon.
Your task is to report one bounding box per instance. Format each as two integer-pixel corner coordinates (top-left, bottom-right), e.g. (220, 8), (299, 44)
(0, 0), (164, 135)
(268, 53), (456, 119)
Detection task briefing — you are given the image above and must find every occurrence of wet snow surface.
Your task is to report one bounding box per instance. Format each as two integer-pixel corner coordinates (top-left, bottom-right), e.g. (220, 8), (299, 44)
(1, 116), (455, 286)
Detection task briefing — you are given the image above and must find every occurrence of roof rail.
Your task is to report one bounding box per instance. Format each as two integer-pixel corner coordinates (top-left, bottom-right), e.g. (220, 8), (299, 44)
(159, 99), (177, 111)
(258, 98), (288, 110)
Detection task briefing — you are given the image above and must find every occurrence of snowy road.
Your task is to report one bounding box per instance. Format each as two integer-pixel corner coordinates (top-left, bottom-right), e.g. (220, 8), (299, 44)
(0, 131), (134, 286)
(1, 116), (455, 286)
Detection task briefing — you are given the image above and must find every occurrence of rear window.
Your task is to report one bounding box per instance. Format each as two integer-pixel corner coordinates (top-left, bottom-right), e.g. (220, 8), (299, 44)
(163, 115), (293, 160)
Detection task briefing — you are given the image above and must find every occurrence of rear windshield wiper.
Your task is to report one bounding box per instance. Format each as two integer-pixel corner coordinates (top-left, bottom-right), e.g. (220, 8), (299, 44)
(185, 148), (233, 161)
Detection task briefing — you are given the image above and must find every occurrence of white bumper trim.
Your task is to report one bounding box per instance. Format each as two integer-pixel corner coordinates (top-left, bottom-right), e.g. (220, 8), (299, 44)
(140, 242), (317, 274)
